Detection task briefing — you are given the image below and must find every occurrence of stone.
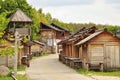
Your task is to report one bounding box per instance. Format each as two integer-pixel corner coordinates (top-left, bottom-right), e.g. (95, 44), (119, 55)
(0, 65), (10, 76)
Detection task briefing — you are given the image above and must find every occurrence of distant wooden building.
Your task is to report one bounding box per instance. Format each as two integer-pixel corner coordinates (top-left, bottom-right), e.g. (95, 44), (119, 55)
(51, 23), (71, 39)
(31, 40), (45, 53)
(76, 29), (120, 71)
(39, 22), (71, 53)
(40, 22), (71, 43)
(58, 26), (96, 58)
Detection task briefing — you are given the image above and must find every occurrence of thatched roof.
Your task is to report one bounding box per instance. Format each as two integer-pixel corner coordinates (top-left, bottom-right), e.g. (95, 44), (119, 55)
(9, 8), (32, 23)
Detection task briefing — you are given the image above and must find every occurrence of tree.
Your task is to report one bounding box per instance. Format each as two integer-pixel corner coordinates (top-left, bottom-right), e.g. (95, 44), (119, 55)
(0, 12), (9, 32)
(45, 13), (52, 23)
(107, 26), (118, 34)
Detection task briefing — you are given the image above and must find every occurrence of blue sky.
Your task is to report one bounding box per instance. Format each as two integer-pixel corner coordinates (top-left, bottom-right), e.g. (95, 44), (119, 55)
(27, 0), (120, 26)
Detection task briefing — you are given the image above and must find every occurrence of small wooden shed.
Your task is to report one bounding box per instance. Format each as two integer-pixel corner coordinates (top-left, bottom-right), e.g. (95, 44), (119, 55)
(76, 29), (120, 71)
(31, 40), (45, 54)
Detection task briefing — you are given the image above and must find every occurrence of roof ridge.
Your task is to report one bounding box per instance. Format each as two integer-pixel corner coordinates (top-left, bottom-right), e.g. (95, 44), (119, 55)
(9, 8), (32, 22)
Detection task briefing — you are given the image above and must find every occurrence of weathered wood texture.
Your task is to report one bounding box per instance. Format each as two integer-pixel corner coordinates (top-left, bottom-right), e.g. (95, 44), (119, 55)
(81, 31), (120, 70)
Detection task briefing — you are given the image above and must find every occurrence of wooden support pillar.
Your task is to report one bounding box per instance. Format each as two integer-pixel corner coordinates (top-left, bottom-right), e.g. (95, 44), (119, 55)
(72, 42), (74, 58)
(86, 63), (89, 71)
(29, 46), (31, 54)
(100, 63), (104, 71)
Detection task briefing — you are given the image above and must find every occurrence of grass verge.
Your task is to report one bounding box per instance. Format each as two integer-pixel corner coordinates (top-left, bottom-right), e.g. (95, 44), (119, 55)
(76, 69), (120, 76)
(0, 74), (29, 80)
(0, 65), (28, 80)
(9, 64), (26, 72)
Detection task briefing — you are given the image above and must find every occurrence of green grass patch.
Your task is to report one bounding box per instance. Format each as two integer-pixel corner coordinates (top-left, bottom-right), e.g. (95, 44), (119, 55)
(17, 65), (26, 71)
(0, 75), (11, 80)
(76, 69), (120, 76)
(9, 65), (26, 72)
(0, 74), (29, 80)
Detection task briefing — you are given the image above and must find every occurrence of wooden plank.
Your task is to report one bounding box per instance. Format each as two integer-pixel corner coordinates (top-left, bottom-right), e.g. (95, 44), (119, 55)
(114, 46), (120, 68)
(90, 44), (104, 63)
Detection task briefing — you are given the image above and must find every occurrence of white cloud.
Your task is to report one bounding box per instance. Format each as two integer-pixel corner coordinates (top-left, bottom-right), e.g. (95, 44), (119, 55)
(27, 0), (120, 26)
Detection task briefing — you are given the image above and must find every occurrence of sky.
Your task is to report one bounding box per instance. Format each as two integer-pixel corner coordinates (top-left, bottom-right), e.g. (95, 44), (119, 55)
(27, 0), (120, 26)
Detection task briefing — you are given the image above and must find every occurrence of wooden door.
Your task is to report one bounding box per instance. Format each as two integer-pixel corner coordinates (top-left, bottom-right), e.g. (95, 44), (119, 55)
(90, 44), (104, 64)
(106, 46), (120, 69)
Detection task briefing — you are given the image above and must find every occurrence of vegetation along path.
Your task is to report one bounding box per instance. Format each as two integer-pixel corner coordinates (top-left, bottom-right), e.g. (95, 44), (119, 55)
(26, 54), (120, 80)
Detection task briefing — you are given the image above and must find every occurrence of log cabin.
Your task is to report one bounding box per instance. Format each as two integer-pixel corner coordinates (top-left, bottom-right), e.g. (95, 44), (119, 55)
(76, 29), (120, 71)
(58, 26), (97, 68)
(51, 23), (71, 39)
(39, 22), (71, 53)
(40, 22), (71, 43)
(31, 40), (45, 56)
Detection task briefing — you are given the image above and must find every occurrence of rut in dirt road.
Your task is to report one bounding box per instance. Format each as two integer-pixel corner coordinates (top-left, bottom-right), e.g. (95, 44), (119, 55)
(26, 54), (120, 80)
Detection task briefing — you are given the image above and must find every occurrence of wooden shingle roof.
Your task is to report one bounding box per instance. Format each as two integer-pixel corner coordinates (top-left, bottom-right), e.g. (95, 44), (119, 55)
(57, 26), (97, 44)
(40, 22), (62, 31)
(51, 23), (70, 32)
(76, 31), (103, 45)
(9, 8), (32, 23)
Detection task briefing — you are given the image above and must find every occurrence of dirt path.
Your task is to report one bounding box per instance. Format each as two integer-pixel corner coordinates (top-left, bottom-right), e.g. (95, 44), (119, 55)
(26, 54), (120, 80)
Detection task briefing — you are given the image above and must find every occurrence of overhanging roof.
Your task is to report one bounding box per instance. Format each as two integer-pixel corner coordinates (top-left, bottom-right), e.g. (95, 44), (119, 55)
(75, 31), (103, 46)
(51, 23), (70, 32)
(9, 8), (32, 23)
(40, 22), (62, 31)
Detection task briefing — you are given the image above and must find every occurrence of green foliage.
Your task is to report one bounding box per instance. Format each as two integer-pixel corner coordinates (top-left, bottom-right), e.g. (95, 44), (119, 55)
(106, 26), (118, 34)
(0, 39), (6, 46)
(23, 36), (28, 42)
(0, 12), (9, 32)
(0, 47), (14, 56)
(0, 74), (29, 80)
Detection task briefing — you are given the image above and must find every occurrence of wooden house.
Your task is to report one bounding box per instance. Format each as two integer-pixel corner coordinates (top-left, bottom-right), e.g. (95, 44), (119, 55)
(58, 26), (97, 68)
(40, 22), (71, 53)
(51, 23), (71, 39)
(58, 26), (96, 58)
(40, 22), (71, 44)
(31, 40), (45, 54)
(76, 29), (120, 71)
(0, 39), (15, 67)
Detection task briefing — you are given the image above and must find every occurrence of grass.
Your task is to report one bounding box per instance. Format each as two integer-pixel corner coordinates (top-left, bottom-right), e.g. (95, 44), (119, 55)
(9, 64), (26, 72)
(0, 65), (28, 80)
(0, 74), (29, 80)
(76, 69), (120, 76)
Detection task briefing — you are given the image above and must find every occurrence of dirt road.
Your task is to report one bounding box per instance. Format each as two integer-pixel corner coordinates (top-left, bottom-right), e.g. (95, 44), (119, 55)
(26, 54), (120, 80)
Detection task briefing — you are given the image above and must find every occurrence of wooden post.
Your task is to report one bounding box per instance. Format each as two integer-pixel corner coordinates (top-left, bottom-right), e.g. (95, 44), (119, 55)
(6, 55), (9, 67)
(14, 31), (18, 77)
(100, 63), (104, 71)
(86, 63), (89, 71)
(72, 42), (74, 58)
